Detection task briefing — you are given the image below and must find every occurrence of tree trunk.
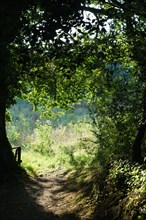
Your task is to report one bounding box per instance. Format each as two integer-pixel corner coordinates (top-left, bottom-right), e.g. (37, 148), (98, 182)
(132, 85), (146, 163)
(132, 118), (146, 163)
(0, 93), (17, 174)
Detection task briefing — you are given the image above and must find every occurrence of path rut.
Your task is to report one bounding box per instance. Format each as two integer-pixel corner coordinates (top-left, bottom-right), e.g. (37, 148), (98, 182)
(0, 171), (92, 220)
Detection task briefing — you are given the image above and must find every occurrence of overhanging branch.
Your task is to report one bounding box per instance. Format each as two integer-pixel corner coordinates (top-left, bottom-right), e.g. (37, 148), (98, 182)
(80, 5), (107, 16)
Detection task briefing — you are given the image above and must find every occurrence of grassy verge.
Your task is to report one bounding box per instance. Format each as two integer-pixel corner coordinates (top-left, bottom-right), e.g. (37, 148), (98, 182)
(6, 99), (96, 175)
(7, 100), (146, 219)
(20, 121), (96, 175)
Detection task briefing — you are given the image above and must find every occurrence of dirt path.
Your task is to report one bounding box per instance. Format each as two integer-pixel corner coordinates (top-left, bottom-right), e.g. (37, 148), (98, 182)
(0, 170), (93, 220)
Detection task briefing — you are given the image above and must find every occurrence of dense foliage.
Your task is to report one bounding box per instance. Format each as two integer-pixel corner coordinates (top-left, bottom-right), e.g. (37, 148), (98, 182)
(89, 64), (143, 163)
(0, 0), (87, 171)
(1, 1), (146, 219)
(0, 0), (146, 172)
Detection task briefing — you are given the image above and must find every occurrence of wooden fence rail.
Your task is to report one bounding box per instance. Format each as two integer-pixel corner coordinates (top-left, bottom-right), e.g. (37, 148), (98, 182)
(12, 147), (22, 165)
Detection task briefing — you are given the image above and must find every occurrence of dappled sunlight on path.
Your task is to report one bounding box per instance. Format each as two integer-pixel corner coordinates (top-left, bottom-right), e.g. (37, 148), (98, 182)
(0, 170), (91, 220)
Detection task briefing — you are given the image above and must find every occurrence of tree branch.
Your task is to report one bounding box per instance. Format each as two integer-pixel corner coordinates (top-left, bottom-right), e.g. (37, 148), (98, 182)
(80, 5), (106, 16)
(82, 1), (146, 19)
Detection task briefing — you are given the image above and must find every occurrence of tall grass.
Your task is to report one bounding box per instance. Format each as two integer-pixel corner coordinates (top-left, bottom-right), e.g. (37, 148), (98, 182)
(7, 99), (97, 175)
(21, 122), (95, 174)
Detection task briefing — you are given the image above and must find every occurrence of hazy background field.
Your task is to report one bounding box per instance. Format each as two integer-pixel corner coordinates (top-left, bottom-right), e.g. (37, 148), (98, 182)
(7, 99), (97, 174)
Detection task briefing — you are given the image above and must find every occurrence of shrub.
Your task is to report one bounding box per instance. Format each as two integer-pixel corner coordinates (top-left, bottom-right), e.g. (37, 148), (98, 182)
(30, 120), (54, 155)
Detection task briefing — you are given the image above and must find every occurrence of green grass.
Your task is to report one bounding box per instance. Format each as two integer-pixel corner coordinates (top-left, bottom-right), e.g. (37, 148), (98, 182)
(7, 100), (146, 219)
(21, 150), (61, 174)
(7, 99), (96, 175)
(21, 121), (95, 175)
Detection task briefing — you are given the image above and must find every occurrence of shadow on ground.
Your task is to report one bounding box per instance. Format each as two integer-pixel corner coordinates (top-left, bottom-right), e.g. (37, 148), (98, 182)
(0, 170), (80, 220)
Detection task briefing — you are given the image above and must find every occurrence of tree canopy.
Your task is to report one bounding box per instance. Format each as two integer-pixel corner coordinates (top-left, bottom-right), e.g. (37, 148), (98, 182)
(1, 0), (146, 172)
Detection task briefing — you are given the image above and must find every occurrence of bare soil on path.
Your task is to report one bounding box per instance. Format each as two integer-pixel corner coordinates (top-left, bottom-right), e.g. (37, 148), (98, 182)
(0, 170), (94, 220)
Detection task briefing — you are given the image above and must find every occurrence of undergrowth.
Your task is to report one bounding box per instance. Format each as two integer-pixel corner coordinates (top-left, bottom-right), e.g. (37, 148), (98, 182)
(7, 100), (96, 175)
(63, 160), (146, 220)
(7, 100), (146, 220)
(91, 160), (146, 220)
